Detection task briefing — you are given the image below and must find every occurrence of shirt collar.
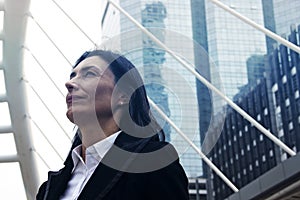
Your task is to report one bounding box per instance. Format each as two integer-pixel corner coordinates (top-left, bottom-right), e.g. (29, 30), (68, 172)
(71, 131), (121, 171)
(86, 130), (121, 162)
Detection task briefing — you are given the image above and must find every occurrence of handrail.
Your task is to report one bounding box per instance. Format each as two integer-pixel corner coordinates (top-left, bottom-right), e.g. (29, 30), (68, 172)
(0, 155), (19, 163)
(0, 93), (6, 102)
(0, 125), (12, 133)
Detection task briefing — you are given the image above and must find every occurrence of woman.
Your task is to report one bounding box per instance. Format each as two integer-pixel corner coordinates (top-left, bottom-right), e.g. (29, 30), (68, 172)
(36, 50), (189, 200)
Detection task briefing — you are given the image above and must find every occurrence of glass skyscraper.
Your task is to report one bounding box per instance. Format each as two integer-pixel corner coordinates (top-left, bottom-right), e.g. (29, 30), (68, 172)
(204, 0), (267, 111)
(272, 0), (300, 36)
(199, 0), (300, 199)
(101, 0), (203, 178)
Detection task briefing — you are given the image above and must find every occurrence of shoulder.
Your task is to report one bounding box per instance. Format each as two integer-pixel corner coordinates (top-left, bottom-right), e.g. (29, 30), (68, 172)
(120, 138), (189, 199)
(142, 140), (179, 160)
(142, 141), (189, 199)
(127, 138), (186, 175)
(111, 132), (185, 174)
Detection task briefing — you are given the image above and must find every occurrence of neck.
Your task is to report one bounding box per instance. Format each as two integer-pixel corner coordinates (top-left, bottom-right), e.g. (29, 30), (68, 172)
(77, 117), (119, 162)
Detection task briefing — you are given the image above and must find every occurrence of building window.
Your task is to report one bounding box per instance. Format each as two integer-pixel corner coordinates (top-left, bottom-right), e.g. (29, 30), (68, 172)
(291, 66), (297, 75)
(276, 106), (281, 114)
(235, 154), (239, 160)
(262, 155), (266, 162)
(264, 108), (268, 115)
(253, 140), (257, 146)
(247, 144), (250, 151)
(239, 131), (242, 137)
(257, 114), (261, 121)
(255, 160), (259, 166)
(279, 129), (284, 137)
(272, 84), (278, 92)
(282, 75), (287, 83)
(259, 134), (263, 141)
(289, 122), (294, 130)
(295, 90), (299, 99)
(281, 153), (287, 161)
(269, 150), (273, 157)
(285, 98), (290, 107)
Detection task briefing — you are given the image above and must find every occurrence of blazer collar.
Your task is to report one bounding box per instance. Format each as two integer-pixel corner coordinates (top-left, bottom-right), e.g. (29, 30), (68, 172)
(77, 131), (154, 199)
(44, 157), (74, 200)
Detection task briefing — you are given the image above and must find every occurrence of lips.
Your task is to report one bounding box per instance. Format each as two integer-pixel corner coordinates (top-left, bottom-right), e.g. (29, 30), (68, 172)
(66, 95), (85, 105)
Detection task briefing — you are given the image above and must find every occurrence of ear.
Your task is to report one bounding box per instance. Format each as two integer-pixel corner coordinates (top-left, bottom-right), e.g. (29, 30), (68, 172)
(117, 93), (129, 107)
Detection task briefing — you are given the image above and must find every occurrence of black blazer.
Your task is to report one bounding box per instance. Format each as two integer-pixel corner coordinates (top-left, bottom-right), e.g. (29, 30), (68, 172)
(36, 132), (189, 200)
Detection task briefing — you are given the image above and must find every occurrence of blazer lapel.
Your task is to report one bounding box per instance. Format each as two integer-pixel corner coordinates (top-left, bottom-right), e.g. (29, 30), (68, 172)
(77, 131), (152, 200)
(44, 158), (73, 200)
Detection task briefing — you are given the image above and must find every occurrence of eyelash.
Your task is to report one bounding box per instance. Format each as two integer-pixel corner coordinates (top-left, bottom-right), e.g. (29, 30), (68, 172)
(84, 71), (97, 77)
(69, 70), (101, 80)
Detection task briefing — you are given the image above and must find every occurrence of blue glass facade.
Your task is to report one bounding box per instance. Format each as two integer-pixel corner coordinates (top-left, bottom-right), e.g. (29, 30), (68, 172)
(273, 0), (300, 36)
(204, 0), (267, 111)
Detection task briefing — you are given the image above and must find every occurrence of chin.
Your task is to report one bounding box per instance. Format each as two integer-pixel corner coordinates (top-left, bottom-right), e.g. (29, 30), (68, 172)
(66, 110), (75, 123)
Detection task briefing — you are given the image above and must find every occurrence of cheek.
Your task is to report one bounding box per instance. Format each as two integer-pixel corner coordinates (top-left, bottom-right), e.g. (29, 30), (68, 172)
(94, 83), (115, 110)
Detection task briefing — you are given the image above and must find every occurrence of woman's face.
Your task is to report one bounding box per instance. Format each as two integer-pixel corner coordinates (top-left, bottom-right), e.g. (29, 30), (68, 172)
(65, 56), (118, 124)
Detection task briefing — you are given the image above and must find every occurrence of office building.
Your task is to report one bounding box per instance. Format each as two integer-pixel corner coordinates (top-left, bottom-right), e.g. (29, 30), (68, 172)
(272, 0), (300, 37)
(207, 24), (300, 200)
(203, 0), (267, 111)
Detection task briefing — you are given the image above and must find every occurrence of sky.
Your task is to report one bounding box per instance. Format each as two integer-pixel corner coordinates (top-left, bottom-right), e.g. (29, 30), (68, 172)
(0, 0), (103, 199)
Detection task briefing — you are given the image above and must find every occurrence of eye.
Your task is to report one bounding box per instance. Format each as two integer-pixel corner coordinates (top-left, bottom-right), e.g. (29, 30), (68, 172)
(84, 71), (97, 77)
(69, 71), (76, 80)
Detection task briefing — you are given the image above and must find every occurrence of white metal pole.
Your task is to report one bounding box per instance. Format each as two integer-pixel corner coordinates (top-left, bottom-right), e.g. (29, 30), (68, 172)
(4, 0), (39, 199)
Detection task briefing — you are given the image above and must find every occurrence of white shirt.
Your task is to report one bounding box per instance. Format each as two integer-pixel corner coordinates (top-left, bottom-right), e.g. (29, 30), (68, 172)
(60, 131), (120, 200)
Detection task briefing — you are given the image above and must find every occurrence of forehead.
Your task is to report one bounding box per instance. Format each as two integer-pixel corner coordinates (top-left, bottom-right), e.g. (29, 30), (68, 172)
(73, 56), (109, 72)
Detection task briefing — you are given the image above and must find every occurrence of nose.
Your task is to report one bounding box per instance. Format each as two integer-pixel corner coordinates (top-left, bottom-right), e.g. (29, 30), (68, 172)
(65, 80), (79, 93)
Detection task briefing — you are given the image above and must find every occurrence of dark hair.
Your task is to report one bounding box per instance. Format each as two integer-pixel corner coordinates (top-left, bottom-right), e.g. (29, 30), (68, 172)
(72, 49), (165, 141)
